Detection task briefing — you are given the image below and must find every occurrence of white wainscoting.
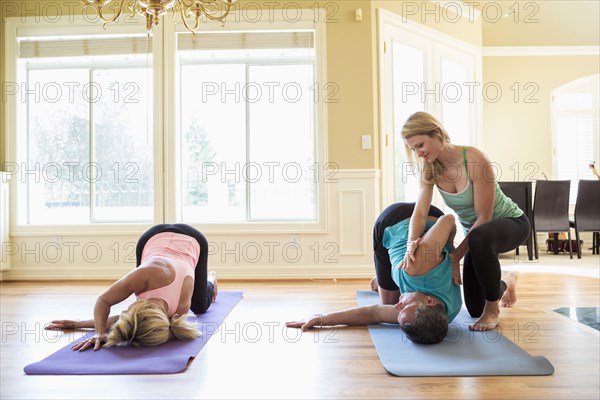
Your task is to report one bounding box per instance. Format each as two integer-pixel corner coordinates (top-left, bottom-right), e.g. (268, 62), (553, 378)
(0, 173), (10, 276)
(339, 190), (366, 256)
(2, 169), (382, 281)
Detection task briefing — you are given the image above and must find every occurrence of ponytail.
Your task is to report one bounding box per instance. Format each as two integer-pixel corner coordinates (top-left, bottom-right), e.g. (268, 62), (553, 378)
(169, 314), (201, 341)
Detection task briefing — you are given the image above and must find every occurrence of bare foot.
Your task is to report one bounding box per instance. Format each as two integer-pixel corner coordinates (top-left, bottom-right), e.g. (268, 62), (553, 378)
(469, 301), (500, 331)
(208, 271), (218, 302)
(500, 271), (519, 307)
(370, 276), (379, 292)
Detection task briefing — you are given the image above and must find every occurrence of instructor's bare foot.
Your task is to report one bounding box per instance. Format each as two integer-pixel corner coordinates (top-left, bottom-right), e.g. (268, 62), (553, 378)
(208, 271), (218, 302)
(370, 276), (379, 292)
(500, 271), (519, 307)
(469, 301), (500, 331)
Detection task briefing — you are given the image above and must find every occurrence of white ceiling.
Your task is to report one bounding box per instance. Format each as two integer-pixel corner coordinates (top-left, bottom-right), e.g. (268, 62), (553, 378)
(475, 0), (600, 47)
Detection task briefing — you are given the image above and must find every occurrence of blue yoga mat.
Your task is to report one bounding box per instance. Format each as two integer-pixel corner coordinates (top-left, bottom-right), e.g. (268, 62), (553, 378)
(357, 290), (554, 376)
(24, 291), (243, 375)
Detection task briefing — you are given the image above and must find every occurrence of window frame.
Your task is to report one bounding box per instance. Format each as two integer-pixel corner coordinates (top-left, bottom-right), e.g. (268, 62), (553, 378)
(164, 11), (329, 234)
(4, 16), (164, 236)
(551, 73), (600, 204)
(4, 11), (329, 236)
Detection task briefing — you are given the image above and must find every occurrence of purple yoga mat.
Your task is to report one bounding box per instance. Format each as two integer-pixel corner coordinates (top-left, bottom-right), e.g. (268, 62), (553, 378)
(24, 291), (243, 375)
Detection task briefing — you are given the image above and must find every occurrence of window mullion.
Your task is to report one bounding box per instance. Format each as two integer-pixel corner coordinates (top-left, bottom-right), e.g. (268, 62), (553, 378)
(89, 68), (96, 223)
(245, 63), (251, 222)
(25, 68), (31, 225)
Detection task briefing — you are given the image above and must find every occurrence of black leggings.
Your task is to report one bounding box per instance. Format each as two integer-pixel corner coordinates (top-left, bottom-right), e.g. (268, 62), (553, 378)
(463, 214), (530, 317)
(136, 224), (213, 315)
(373, 202), (444, 291)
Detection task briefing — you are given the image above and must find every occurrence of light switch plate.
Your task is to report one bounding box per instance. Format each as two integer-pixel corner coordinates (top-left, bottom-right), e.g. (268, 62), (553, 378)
(361, 135), (372, 150)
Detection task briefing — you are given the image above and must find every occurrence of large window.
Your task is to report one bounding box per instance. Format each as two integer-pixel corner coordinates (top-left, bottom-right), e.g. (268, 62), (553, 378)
(5, 14), (326, 230)
(177, 32), (316, 222)
(14, 34), (154, 225)
(552, 74), (600, 202)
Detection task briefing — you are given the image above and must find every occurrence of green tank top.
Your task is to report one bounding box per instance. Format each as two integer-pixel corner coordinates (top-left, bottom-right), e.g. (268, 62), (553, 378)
(438, 146), (523, 231)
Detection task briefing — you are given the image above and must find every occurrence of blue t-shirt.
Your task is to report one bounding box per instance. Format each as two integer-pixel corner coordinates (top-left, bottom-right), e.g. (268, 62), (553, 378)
(383, 219), (462, 322)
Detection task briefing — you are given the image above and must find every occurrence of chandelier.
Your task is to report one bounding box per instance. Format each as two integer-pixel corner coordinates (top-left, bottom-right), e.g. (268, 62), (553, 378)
(81, 0), (236, 36)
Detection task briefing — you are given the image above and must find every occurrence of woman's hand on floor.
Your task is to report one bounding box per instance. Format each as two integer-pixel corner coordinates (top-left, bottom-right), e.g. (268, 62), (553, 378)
(71, 333), (108, 352)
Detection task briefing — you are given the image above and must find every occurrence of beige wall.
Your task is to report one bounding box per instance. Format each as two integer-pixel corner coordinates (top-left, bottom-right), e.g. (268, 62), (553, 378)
(482, 55), (600, 180)
(320, 0), (378, 169)
(373, 0), (482, 47)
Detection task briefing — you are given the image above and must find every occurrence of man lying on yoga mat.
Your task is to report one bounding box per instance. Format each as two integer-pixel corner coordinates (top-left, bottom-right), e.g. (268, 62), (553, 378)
(287, 202), (518, 345)
(46, 224), (218, 351)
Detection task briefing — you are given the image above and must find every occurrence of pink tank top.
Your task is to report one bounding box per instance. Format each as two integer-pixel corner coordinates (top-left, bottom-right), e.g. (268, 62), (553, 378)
(136, 232), (200, 316)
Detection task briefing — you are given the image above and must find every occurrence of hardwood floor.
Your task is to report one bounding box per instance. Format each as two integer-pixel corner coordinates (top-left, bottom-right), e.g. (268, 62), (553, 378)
(1, 255), (599, 400)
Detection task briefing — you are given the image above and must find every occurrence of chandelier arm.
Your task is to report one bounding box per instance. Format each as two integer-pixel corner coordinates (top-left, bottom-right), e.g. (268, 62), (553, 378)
(83, 0), (234, 34)
(179, 4), (201, 37)
(92, 0), (127, 25)
(198, 2), (233, 21)
(179, 0), (195, 8)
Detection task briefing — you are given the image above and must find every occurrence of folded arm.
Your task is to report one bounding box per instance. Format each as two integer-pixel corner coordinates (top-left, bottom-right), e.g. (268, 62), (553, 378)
(403, 181), (434, 268)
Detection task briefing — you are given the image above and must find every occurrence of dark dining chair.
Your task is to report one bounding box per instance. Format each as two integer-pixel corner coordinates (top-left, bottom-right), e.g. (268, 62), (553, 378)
(498, 181), (534, 260)
(570, 180), (600, 258)
(532, 180), (572, 259)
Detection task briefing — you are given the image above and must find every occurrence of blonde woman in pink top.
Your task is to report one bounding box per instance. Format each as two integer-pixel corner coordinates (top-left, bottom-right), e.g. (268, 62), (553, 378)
(47, 224), (218, 351)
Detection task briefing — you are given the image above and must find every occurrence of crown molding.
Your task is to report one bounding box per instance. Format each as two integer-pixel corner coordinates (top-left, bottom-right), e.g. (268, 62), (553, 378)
(483, 46), (600, 57)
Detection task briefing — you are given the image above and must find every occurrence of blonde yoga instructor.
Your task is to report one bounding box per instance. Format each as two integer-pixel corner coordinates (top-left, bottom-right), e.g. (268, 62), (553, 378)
(400, 111), (528, 331)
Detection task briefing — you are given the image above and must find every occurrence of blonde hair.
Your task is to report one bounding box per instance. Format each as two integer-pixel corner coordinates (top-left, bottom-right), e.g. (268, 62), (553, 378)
(105, 300), (201, 348)
(401, 111), (452, 184)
